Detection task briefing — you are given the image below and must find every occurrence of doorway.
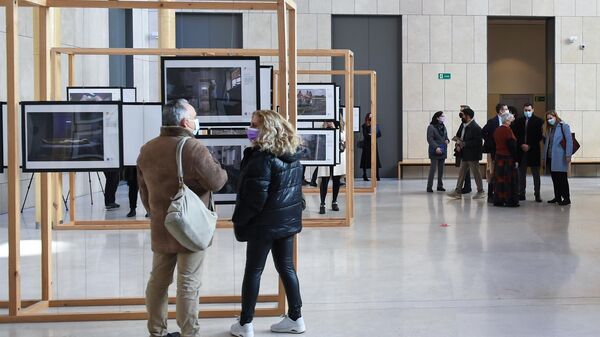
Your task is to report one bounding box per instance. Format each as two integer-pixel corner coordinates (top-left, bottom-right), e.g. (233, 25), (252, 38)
(487, 17), (555, 118)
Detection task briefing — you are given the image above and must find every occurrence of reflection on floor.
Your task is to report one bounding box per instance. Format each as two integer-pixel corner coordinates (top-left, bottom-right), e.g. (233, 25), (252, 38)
(1, 177), (600, 336)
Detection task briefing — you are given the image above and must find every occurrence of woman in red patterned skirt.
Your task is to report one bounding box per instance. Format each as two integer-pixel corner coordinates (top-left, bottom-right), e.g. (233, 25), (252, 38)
(492, 112), (520, 207)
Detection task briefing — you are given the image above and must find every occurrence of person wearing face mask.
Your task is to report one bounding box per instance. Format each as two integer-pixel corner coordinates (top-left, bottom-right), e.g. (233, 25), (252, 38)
(482, 103), (509, 202)
(492, 112), (520, 207)
(426, 111), (449, 192)
(137, 99), (227, 337)
(231, 110), (305, 337)
(454, 105), (472, 193)
(359, 112), (381, 181)
(541, 111), (573, 205)
(448, 108), (485, 199)
(513, 103), (544, 202)
(318, 120), (346, 214)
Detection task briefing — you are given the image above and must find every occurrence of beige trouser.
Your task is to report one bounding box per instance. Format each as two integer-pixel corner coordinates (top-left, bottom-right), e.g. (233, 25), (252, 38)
(146, 250), (206, 337)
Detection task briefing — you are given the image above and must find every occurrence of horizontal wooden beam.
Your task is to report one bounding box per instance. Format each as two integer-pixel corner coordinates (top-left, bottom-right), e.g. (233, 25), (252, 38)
(51, 47), (351, 58)
(297, 70), (375, 76)
(46, 0), (278, 10)
(49, 294), (279, 307)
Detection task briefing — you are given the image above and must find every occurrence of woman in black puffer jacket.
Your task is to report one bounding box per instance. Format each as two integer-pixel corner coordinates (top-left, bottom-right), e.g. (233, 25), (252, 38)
(230, 110), (305, 337)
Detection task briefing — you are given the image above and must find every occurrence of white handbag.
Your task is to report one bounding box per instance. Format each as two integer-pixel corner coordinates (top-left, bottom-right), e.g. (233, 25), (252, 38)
(164, 137), (217, 251)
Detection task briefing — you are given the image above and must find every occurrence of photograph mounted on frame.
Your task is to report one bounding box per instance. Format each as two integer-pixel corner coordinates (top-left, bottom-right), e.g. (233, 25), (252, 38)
(121, 103), (162, 166)
(341, 106), (361, 132)
(297, 83), (336, 121)
(297, 128), (336, 166)
(260, 65), (274, 110)
(162, 56), (260, 125)
(197, 136), (252, 203)
(21, 102), (122, 172)
(67, 86), (138, 103)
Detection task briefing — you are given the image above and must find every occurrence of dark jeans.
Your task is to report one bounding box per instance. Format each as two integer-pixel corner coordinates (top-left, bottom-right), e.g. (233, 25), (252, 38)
(548, 159), (570, 201)
(103, 170), (120, 206)
(518, 155), (541, 197)
(427, 158), (445, 189)
(320, 167), (341, 204)
(240, 235), (302, 325)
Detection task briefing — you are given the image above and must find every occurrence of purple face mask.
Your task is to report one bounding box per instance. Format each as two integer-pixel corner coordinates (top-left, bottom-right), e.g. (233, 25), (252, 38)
(247, 127), (260, 141)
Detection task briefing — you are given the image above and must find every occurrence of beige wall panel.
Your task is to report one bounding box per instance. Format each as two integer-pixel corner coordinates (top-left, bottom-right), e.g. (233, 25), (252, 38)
(403, 63), (423, 110)
(298, 0), (309, 14)
(445, 0), (467, 15)
(310, 0), (333, 13)
(533, 0), (555, 16)
(19, 35), (34, 101)
(555, 0), (576, 16)
(575, 64), (597, 110)
(467, 0), (489, 15)
(511, 0), (533, 15)
(556, 64), (576, 110)
(452, 16), (474, 64)
(407, 15), (430, 63)
(18, 7), (33, 38)
(402, 16), (408, 63)
(378, 0), (401, 14)
(489, 0), (511, 15)
(332, 0), (355, 14)
(400, 0), (421, 14)
(317, 14), (332, 51)
(430, 15), (452, 63)
(356, 0), (378, 14)
(582, 17), (600, 63)
(473, 16), (487, 64)
(558, 110), (583, 158)
(423, 0), (444, 15)
(467, 64), (487, 112)
(298, 14), (318, 63)
(555, 16), (562, 64)
(422, 64), (445, 111)
(406, 110), (430, 159)
(247, 13), (272, 49)
(561, 17), (583, 63)
(582, 110), (600, 157)
(444, 63), (467, 111)
(576, 0), (596, 16)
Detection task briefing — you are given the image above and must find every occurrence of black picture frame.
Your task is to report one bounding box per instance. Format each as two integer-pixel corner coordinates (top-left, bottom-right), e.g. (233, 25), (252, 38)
(260, 65), (274, 110)
(297, 128), (337, 166)
(297, 83), (338, 122)
(66, 86), (137, 103)
(161, 56), (261, 126)
(20, 101), (123, 173)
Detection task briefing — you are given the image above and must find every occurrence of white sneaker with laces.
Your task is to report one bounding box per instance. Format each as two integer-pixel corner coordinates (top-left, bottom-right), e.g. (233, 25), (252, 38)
(230, 320), (254, 337)
(271, 316), (306, 334)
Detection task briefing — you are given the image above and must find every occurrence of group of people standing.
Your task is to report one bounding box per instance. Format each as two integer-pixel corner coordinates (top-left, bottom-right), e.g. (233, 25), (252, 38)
(427, 102), (574, 207)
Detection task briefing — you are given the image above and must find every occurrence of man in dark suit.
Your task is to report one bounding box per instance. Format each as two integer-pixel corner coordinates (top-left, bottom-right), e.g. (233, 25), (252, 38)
(454, 105), (472, 193)
(448, 108), (485, 199)
(482, 103), (508, 202)
(512, 103), (544, 202)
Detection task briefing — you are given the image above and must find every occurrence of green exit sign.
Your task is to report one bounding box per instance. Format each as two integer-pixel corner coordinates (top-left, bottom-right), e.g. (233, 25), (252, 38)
(438, 73), (451, 80)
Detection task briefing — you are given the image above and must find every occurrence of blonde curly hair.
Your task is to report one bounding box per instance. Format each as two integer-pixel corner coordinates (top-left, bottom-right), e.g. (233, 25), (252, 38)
(252, 110), (300, 157)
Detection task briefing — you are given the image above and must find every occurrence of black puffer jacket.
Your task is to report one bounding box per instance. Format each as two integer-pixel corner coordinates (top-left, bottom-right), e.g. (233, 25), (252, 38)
(232, 147), (303, 242)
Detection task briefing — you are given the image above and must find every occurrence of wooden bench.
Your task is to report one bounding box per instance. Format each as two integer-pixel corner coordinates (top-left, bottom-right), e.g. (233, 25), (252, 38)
(397, 159), (486, 179)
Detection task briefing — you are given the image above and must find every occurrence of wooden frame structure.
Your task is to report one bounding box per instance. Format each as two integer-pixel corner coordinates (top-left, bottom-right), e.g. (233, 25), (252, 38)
(0, 0), (301, 324)
(293, 70), (378, 193)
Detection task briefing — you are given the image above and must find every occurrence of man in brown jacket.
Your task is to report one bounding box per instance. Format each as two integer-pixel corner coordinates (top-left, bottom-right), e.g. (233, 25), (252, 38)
(137, 99), (227, 337)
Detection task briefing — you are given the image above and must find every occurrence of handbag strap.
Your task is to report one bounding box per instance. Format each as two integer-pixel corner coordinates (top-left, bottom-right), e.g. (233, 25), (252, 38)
(175, 137), (190, 187)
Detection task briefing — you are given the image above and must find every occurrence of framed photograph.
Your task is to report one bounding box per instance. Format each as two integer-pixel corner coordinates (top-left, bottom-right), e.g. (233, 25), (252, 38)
(197, 136), (252, 204)
(260, 66), (273, 110)
(335, 85), (340, 122)
(67, 86), (137, 103)
(297, 83), (336, 121)
(21, 102), (122, 172)
(162, 56), (260, 125)
(297, 128), (336, 166)
(341, 106), (361, 132)
(202, 127), (247, 136)
(122, 103), (162, 166)
(1, 102), (5, 171)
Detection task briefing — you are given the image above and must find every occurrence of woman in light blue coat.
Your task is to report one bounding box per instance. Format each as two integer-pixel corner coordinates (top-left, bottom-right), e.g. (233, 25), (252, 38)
(541, 111), (573, 205)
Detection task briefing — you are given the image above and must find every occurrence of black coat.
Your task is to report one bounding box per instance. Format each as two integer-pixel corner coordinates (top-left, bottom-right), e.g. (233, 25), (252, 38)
(482, 115), (502, 156)
(232, 147), (303, 242)
(512, 114), (544, 167)
(458, 120), (483, 161)
(360, 123), (381, 169)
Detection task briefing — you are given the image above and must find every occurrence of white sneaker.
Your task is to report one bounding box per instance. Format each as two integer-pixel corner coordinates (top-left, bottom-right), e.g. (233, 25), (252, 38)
(230, 320), (254, 337)
(473, 191), (486, 199)
(271, 316), (306, 334)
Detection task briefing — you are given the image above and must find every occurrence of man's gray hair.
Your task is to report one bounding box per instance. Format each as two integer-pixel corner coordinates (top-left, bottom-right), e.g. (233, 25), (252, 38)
(162, 99), (190, 126)
(500, 111), (515, 125)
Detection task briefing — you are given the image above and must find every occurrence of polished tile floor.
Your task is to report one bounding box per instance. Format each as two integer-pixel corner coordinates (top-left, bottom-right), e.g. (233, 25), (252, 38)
(1, 177), (600, 336)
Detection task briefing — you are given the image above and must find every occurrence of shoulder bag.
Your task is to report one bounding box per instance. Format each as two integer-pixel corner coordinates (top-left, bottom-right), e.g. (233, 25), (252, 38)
(164, 137), (217, 251)
(559, 124), (580, 155)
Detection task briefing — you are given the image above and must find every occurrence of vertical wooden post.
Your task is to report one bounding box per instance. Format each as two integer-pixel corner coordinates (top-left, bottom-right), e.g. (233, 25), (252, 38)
(34, 5), (54, 301)
(273, 71), (279, 111)
(345, 52), (355, 222)
(277, 0), (289, 118)
(158, 0), (176, 99)
(370, 72), (377, 187)
(68, 54), (76, 222)
(51, 10), (63, 228)
(6, 0), (22, 316)
(287, 5), (297, 126)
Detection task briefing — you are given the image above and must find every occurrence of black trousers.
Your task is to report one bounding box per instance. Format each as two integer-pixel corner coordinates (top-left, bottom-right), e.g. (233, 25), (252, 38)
(127, 171), (139, 210)
(240, 235), (302, 325)
(548, 159), (570, 201)
(103, 170), (120, 206)
(320, 167), (341, 204)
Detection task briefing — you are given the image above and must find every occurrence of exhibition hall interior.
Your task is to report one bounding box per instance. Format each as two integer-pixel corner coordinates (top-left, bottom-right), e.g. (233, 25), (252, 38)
(1, 1), (600, 336)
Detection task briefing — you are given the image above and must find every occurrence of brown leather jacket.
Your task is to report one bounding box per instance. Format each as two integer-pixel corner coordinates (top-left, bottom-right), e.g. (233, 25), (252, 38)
(137, 127), (227, 253)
